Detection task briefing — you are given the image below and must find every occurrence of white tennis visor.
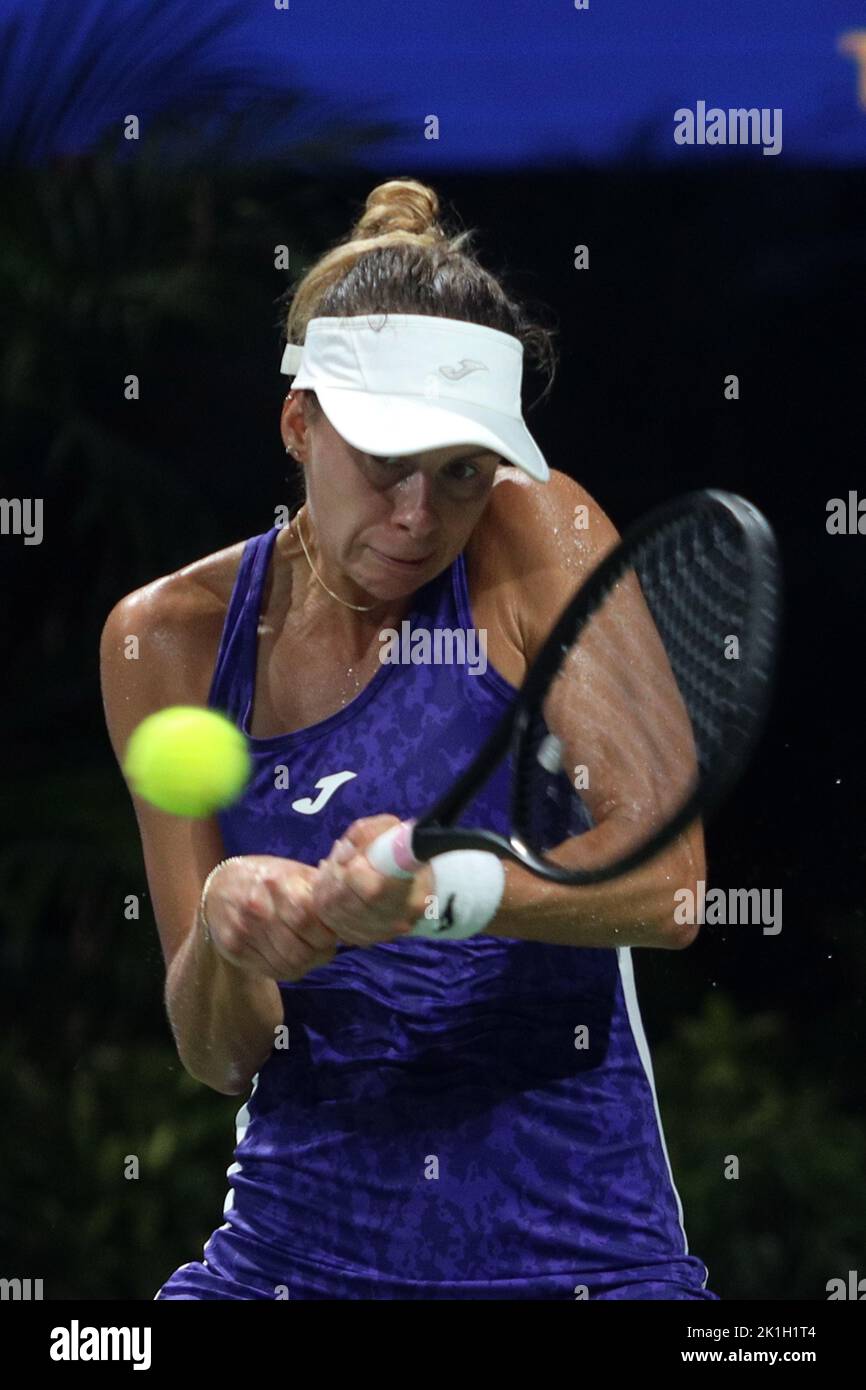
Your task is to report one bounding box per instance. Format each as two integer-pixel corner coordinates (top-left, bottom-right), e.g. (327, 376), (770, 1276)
(280, 313), (550, 483)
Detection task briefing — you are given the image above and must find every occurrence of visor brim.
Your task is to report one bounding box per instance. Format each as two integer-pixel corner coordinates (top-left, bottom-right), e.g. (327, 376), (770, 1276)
(313, 389), (549, 483)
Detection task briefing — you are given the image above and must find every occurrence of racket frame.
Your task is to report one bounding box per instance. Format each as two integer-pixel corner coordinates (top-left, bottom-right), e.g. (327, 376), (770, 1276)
(403, 489), (781, 885)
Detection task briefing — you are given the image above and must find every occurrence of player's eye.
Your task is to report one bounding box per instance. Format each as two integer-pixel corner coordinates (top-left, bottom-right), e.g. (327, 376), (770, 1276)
(447, 460), (481, 481)
(367, 453), (487, 483)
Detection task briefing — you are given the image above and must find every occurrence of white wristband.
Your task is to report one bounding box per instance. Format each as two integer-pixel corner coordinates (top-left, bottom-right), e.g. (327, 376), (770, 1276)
(409, 850), (505, 940)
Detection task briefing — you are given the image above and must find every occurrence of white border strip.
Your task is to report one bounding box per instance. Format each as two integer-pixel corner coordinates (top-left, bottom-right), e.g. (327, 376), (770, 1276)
(616, 945), (710, 1289)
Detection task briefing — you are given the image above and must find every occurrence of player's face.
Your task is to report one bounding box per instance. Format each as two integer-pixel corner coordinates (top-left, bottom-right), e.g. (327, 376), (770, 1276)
(300, 401), (501, 601)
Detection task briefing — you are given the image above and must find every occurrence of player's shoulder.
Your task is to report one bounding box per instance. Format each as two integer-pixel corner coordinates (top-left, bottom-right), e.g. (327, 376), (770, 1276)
(476, 464), (621, 585)
(472, 465), (623, 665)
(101, 537), (247, 647)
(98, 537), (251, 730)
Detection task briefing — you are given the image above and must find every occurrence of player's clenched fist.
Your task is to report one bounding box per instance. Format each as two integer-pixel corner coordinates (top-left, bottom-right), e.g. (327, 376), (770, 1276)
(203, 855), (339, 982)
(312, 814), (435, 948)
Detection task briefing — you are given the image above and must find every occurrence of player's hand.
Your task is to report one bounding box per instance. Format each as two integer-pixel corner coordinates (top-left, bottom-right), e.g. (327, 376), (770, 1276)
(311, 815), (436, 948)
(203, 855), (339, 982)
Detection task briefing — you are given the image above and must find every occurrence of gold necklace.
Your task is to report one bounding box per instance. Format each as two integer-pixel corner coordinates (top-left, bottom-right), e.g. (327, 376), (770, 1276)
(290, 508), (378, 612)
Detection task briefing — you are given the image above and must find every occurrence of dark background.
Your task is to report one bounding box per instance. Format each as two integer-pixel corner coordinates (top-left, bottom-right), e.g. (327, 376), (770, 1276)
(1, 125), (864, 1295)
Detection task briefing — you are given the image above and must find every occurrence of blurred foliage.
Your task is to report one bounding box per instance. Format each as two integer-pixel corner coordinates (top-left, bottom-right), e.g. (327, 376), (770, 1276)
(653, 993), (866, 1301)
(0, 1034), (240, 1300)
(0, 1), (403, 742)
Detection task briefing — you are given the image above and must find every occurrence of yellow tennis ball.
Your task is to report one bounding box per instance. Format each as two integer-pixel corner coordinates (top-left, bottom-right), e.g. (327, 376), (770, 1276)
(122, 706), (251, 818)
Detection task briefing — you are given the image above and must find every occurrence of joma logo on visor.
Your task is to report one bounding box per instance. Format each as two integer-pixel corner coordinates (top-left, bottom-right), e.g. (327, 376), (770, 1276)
(437, 359), (488, 380)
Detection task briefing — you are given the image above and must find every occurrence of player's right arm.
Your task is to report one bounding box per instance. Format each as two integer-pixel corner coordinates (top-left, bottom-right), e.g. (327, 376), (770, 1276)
(99, 580), (337, 1096)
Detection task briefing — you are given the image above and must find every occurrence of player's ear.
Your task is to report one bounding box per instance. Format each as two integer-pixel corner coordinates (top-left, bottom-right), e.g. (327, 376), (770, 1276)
(280, 391), (309, 463)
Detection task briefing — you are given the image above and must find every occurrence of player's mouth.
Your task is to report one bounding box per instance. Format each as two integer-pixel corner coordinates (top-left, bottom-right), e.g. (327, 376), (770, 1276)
(369, 546), (433, 570)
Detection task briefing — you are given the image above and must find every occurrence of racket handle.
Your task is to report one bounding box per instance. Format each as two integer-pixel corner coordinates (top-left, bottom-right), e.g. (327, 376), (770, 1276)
(365, 820), (420, 878)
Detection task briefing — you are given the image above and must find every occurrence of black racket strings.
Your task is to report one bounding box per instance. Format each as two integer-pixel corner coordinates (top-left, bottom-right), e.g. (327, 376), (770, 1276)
(513, 502), (774, 863)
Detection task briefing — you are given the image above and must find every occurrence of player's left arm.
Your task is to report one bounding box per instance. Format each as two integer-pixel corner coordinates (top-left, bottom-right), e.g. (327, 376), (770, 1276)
(482, 467), (706, 951)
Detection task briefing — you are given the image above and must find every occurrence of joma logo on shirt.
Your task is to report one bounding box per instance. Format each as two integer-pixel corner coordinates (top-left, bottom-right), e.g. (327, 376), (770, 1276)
(291, 771), (357, 815)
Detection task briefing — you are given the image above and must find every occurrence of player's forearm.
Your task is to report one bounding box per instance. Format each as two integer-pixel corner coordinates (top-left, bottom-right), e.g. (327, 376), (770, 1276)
(165, 912), (284, 1095)
(483, 820), (705, 950)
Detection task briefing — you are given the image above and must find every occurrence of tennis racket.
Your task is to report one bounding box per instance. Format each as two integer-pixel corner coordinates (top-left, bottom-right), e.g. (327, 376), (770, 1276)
(365, 488), (780, 890)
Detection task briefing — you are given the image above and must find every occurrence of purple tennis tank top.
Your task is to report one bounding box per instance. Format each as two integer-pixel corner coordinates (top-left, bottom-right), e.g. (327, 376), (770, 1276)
(155, 524), (717, 1301)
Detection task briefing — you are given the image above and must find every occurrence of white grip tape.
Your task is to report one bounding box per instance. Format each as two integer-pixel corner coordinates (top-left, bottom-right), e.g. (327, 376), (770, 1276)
(409, 850), (506, 940)
(365, 820), (418, 878)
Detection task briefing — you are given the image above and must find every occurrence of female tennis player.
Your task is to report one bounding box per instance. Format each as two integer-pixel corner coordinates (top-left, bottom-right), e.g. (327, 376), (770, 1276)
(101, 177), (718, 1300)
